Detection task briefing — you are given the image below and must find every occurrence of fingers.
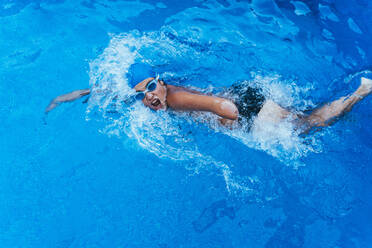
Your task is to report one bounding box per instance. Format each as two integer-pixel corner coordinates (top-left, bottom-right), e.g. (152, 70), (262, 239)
(45, 100), (59, 113)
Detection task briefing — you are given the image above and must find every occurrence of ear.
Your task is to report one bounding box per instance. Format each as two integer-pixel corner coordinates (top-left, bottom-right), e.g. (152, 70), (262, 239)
(159, 80), (165, 86)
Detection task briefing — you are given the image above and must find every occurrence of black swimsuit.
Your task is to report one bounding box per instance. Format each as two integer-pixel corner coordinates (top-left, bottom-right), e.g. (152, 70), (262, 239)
(224, 82), (266, 127)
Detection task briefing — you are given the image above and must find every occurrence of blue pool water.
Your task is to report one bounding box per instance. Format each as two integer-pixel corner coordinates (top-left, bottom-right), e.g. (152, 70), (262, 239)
(1, 0), (372, 247)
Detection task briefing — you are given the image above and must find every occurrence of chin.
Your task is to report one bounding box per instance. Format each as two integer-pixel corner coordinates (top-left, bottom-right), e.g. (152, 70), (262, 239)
(154, 102), (167, 111)
(153, 104), (165, 111)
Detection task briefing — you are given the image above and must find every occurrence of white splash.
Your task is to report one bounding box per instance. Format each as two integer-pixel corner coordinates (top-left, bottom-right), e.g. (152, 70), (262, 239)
(86, 31), (324, 195)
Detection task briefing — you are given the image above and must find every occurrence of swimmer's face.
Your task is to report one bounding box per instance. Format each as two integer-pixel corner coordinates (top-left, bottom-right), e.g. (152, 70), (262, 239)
(134, 77), (167, 111)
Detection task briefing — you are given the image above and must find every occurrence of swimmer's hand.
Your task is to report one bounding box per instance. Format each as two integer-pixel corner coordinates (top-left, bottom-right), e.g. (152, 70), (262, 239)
(219, 118), (236, 127)
(45, 88), (90, 113)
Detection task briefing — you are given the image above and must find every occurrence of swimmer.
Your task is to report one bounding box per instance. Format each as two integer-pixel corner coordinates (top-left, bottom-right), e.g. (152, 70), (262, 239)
(45, 63), (372, 133)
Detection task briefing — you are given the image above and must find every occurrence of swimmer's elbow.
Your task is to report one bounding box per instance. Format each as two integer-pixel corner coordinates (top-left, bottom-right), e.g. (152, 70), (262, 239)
(215, 99), (239, 120)
(223, 109), (239, 120)
(227, 111), (239, 120)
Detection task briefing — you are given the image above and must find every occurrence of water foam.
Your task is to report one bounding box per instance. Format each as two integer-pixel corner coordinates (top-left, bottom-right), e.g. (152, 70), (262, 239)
(232, 74), (321, 165)
(86, 31), (323, 195)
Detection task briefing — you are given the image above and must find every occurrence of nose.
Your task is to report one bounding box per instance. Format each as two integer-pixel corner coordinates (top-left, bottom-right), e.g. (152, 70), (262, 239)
(146, 92), (154, 100)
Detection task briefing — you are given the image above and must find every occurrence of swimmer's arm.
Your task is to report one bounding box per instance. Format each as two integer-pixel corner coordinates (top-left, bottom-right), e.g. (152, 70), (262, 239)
(167, 91), (238, 120)
(175, 86), (209, 95)
(45, 88), (91, 113)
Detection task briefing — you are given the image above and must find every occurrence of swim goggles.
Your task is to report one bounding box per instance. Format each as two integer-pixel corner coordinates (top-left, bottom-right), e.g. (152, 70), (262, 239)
(134, 75), (159, 101)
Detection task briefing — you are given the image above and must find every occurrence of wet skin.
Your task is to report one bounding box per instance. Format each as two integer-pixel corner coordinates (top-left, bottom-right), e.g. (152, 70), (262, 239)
(134, 77), (168, 111)
(45, 77), (372, 132)
(134, 77), (239, 120)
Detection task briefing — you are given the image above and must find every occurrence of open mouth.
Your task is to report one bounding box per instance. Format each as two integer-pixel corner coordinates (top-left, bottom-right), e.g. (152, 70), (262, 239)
(151, 98), (161, 107)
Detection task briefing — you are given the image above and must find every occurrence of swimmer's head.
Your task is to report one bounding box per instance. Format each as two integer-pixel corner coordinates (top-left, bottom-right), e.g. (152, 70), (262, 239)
(127, 62), (167, 111)
(134, 77), (167, 111)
